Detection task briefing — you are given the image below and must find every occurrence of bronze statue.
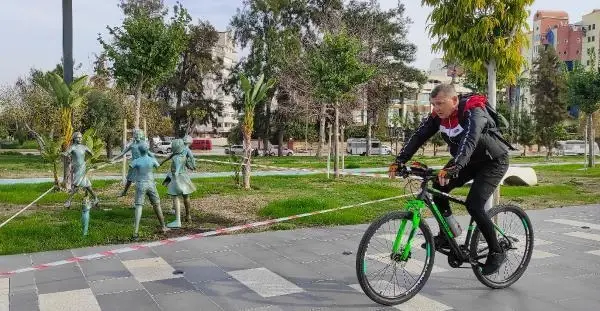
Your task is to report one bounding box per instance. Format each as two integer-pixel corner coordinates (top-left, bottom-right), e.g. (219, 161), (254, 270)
(63, 132), (99, 209)
(161, 139), (196, 227)
(129, 142), (169, 238)
(111, 129), (154, 197)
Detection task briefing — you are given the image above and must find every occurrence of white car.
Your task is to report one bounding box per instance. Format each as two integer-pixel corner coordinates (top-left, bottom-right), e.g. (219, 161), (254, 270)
(226, 145), (259, 156)
(268, 145), (294, 156)
(153, 141), (172, 154)
(381, 145), (392, 155)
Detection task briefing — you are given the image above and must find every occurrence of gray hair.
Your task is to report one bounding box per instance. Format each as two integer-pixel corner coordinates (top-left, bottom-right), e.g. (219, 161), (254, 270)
(430, 83), (457, 99)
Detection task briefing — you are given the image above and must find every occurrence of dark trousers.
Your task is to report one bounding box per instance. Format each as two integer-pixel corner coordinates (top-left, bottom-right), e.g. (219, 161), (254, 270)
(432, 153), (509, 253)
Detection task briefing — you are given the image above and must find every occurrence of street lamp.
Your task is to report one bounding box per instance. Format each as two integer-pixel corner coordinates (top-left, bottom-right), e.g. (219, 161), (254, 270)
(62, 0), (73, 84)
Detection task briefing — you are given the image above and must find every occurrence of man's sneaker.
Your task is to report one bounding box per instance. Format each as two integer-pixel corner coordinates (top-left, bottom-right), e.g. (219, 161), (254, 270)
(481, 251), (507, 275)
(421, 234), (450, 250)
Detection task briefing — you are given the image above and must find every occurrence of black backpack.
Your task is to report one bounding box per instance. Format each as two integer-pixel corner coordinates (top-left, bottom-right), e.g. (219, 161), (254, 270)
(457, 93), (516, 150)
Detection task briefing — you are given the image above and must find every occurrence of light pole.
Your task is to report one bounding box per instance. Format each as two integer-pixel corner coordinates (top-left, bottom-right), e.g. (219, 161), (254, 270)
(62, 0), (73, 84)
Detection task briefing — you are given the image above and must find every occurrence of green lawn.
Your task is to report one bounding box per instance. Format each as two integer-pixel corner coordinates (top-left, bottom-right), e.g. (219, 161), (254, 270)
(1, 164), (599, 255)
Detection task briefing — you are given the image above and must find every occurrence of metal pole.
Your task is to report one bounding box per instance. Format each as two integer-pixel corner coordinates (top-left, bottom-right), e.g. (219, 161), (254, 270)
(62, 0), (73, 84)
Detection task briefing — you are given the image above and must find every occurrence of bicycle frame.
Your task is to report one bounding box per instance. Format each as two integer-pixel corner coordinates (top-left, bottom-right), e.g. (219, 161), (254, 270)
(391, 176), (510, 264)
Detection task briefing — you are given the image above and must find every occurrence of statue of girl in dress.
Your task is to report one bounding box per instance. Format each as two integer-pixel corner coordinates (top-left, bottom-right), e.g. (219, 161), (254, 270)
(63, 132), (99, 209)
(161, 139), (196, 228)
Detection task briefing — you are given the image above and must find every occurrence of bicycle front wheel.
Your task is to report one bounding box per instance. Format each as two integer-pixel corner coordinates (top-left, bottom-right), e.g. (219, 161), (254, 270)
(356, 211), (435, 306)
(470, 204), (534, 289)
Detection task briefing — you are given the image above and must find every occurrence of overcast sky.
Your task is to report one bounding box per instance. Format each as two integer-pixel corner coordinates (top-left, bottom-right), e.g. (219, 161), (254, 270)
(0, 1), (597, 85)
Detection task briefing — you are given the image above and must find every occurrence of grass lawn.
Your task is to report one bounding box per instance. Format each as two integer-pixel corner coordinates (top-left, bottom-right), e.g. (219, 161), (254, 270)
(0, 164), (599, 255)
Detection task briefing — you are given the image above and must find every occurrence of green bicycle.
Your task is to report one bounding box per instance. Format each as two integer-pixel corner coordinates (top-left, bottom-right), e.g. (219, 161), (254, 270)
(355, 162), (534, 306)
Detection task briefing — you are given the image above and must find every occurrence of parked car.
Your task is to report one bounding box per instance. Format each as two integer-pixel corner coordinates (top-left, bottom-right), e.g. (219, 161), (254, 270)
(268, 145), (294, 156)
(190, 138), (212, 150)
(226, 145), (259, 156)
(381, 145), (392, 155)
(153, 141), (172, 154)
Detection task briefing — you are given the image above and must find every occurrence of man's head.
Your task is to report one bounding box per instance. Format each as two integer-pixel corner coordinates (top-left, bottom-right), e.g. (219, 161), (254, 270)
(73, 132), (83, 144)
(430, 84), (459, 119)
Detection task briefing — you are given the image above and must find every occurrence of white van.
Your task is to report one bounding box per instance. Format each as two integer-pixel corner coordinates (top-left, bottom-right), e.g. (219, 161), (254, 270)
(347, 138), (390, 155)
(555, 140), (600, 156)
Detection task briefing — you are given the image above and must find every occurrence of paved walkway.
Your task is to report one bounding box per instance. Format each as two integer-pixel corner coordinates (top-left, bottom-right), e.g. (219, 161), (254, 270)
(2, 205), (600, 310)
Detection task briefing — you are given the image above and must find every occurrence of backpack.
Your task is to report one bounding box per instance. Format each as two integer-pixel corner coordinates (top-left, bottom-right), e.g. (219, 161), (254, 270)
(457, 93), (516, 150)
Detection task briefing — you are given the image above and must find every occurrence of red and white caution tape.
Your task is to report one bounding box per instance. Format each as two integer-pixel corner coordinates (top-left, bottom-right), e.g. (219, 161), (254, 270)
(0, 193), (414, 278)
(196, 158), (390, 179)
(0, 186), (56, 230)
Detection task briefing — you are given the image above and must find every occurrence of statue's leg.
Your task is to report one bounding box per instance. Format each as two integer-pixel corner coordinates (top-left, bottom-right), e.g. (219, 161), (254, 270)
(183, 195), (192, 222)
(86, 187), (99, 208)
(149, 189), (169, 233)
(133, 204), (143, 240)
(132, 183), (145, 239)
(167, 196), (182, 228)
(119, 181), (132, 197)
(64, 186), (78, 208)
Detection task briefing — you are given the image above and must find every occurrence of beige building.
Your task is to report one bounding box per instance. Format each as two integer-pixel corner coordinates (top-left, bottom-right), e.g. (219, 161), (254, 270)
(582, 10), (600, 70)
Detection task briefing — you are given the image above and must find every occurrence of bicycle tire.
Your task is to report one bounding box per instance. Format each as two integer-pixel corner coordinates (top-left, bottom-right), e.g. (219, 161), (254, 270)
(470, 204), (534, 289)
(356, 211), (435, 305)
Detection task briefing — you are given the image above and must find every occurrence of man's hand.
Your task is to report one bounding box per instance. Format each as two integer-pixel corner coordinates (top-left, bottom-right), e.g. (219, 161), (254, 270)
(438, 166), (459, 186)
(388, 162), (405, 179)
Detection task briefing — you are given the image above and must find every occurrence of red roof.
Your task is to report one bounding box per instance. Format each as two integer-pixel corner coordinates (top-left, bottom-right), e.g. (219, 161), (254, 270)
(534, 10), (569, 21)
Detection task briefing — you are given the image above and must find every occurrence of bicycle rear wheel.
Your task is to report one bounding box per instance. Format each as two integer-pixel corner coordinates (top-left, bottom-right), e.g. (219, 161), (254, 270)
(470, 204), (534, 289)
(356, 211), (435, 305)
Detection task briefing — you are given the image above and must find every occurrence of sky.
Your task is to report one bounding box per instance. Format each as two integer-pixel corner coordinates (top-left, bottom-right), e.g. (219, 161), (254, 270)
(0, 1), (598, 85)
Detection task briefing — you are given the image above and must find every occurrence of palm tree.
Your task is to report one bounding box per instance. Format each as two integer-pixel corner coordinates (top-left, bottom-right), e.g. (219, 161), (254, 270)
(43, 72), (89, 189)
(239, 73), (276, 189)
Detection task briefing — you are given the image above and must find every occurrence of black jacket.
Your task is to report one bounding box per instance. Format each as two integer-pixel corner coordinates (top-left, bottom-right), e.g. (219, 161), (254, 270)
(396, 104), (509, 169)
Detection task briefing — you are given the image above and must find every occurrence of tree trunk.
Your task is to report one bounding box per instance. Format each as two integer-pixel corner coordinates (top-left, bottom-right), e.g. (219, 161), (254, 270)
(243, 130), (252, 190)
(134, 76), (143, 130)
(589, 113), (595, 167)
(366, 109), (372, 156)
(433, 144), (437, 156)
(341, 124), (345, 170)
(277, 128), (284, 157)
(317, 103), (326, 157)
(334, 103), (340, 178)
(105, 137), (113, 159)
(53, 161), (60, 187)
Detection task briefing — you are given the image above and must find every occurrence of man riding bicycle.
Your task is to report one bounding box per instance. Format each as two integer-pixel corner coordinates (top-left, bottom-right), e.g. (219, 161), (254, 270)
(389, 83), (510, 275)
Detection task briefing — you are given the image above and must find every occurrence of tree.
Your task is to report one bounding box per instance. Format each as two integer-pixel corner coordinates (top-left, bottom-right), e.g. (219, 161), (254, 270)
(308, 30), (373, 177)
(568, 60), (600, 167)
(240, 74), (276, 189)
(531, 45), (568, 158)
(99, 1), (187, 129)
(158, 20), (224, 136)
(343, 0), (424, 156)
(83, 88), (124, 159)
(422, 0), (533, 111)
(43, 72), (90, 189)
(230, 0), (344, 156)
(431, 132), (445, 156)
(517, 109), (535, 156)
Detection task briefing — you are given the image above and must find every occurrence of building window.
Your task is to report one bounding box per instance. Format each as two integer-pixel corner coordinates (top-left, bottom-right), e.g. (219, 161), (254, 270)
(564, 51), (567, 55)
(589, 37), (592, 42)
(594, 24), (597, 30)
(577, 50), (580, 54)
(577, 37), (581, 42)
(588, 60), (591, 66)
(589, 25), (592, 30)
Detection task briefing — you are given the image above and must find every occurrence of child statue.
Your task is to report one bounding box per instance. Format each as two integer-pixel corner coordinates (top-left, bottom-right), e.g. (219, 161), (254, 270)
(63, 132), (99, 209)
